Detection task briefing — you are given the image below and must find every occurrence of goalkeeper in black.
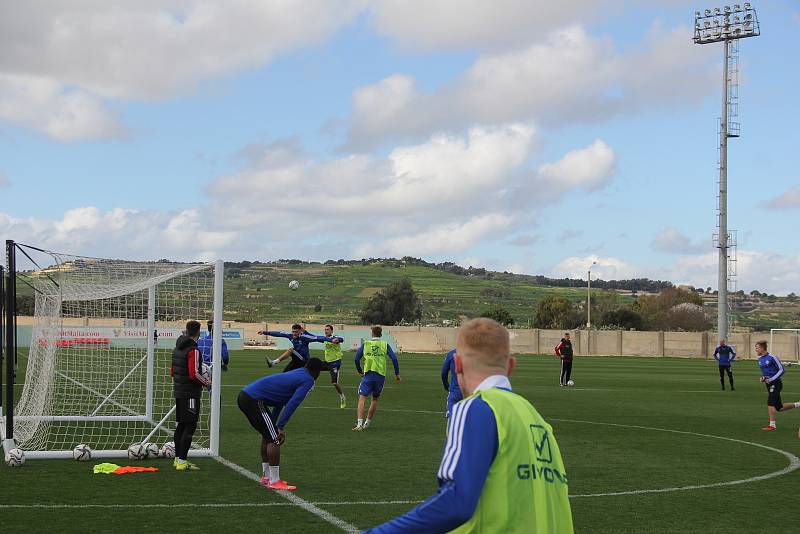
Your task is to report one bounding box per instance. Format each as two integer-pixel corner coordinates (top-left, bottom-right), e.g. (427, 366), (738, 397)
(170, 320), (210, 471)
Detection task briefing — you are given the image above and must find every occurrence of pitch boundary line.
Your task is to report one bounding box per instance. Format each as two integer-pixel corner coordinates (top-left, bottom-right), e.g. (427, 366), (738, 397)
(0, 500), (422, 510)
(552, 418), (800, 497)
(214, 455), (360, 533)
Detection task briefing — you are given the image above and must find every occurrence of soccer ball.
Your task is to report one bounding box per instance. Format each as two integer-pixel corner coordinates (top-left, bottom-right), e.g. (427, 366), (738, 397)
(73, 443), (92, 461)
(142, 442), (159, 459)
(567, 380), (575, 387)
(201, 363), (212, 382)
(5, 448), (25, 467)
(127, 443), (147, 460)
(288, 280), (300, 290)
(159, 441), (176, 459)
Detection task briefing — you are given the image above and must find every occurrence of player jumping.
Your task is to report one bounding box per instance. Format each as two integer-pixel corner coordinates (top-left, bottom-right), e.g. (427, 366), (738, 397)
(353, 325), (400, 431)
(237, 358), (323, 490)
(321, 324), (347, 408)
(441, 348), (462, 418)
(259, 324), (337, 372)
(756, 340), (800, 431)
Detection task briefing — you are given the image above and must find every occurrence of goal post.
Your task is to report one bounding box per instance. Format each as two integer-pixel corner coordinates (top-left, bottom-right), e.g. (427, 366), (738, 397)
(769, 329), (800, 364)
(1, 241), (224, 459)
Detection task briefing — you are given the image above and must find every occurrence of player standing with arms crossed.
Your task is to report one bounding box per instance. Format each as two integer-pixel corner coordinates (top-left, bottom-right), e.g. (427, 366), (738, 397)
(555, 332), (574, 387)
(353, 326), (400, 431)
(756, 340), (800, 431)
(713, 338), (735, 390)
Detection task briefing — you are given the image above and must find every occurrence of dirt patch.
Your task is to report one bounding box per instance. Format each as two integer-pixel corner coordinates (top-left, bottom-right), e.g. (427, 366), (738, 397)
(357, 287), (382, 298)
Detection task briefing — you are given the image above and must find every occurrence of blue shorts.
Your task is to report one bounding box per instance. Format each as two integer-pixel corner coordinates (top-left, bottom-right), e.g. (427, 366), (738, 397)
(358, 372), (386, 398)
(321, 359), (342, 383)
(446, 390), (463, 417)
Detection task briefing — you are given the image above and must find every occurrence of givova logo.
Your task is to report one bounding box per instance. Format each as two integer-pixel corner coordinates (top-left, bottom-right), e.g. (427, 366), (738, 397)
(516, 424), (568, 485)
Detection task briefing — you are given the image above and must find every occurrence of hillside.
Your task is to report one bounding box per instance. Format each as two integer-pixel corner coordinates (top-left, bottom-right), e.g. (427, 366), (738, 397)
(224, 260), (600, 324)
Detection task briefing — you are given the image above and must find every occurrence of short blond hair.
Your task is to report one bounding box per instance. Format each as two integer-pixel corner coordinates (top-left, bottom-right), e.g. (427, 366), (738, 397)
(456, 318), (510, 371)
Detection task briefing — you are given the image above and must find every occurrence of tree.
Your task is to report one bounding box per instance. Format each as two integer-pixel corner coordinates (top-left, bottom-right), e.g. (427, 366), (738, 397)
(534, 297), (578, 329)
(599, 309), (644, 330)
(664, 303), (711, 331)
(634, 287), (704, 330)
(359, 278), (420, 325)
(480, 304), (515, 326)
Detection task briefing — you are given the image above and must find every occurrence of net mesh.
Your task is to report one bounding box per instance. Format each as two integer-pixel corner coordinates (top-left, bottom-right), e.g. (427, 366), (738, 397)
(15, 251), (216, 453)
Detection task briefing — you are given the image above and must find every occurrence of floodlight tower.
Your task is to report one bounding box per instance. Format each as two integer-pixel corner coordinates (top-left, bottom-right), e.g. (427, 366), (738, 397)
(693, 4), (760, 339)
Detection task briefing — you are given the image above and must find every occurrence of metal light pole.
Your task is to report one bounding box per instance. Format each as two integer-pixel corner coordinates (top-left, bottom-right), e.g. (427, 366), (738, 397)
(587, 261), (597, 329)
(693, 4), (759, 340)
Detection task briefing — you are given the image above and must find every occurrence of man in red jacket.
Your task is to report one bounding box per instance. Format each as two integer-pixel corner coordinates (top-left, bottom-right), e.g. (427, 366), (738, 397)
(555, 333), (574, 387)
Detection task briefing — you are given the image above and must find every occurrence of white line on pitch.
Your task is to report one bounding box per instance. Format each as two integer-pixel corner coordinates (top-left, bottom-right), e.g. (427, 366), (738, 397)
(214, 455), (360, 533)
(0, 500), (422, 510)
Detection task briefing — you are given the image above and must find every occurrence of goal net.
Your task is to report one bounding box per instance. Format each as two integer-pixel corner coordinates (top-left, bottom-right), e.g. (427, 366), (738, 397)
(2, 245), (223, 459)
(770, 329), (800, 365)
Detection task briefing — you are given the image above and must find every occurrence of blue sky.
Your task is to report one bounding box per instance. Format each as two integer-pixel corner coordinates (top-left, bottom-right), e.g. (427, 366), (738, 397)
(0, 1), (798, 294)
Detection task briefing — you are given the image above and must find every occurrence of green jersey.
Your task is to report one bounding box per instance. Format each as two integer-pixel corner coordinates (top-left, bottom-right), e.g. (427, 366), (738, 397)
(324, 339), (343, 362)
(362, 340), (389, 376)
(451, 387), (573, 534)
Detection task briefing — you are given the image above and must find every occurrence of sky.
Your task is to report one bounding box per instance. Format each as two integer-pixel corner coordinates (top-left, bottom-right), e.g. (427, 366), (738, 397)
(0, 1), (798, 294)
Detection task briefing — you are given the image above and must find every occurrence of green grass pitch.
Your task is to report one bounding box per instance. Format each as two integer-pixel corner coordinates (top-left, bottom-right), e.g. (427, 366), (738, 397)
(2, 350), (799, 533)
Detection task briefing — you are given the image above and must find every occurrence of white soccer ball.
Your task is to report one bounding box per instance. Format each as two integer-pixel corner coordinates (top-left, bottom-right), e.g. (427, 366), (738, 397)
(567, 380), (575, 387)
(288, 280), (300, 290)
(73, 443), (92, 462)
(5, 448), (25, 467)
(159, 441), (176, 459)
(127, 442), (146, 460)
(142, 442), (159, 459)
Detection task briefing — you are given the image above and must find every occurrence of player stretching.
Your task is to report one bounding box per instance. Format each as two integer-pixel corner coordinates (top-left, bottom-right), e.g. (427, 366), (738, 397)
(756, 340), (800, 431)
(353, 325), (400, 431)
(321, 324), (347, 408)
(171, 320), (210, 471)
(365, 318), (573, 533)
(237, 358), (323, 490)
(555, 332), (574, 386)
(713, 338), (735, 390)
(259, 324), (336, 372)
(441, 348), (462, 418)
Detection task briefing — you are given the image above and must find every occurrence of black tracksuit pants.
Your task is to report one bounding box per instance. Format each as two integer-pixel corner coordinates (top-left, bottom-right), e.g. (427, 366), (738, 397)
(560, 359), (573, 385)
(719, 365), (734, 389)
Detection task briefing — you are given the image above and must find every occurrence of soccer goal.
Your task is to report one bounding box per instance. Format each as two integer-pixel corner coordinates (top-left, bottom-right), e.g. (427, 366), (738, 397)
(1, 241), (223, 459)
(770, 329), (800, 364)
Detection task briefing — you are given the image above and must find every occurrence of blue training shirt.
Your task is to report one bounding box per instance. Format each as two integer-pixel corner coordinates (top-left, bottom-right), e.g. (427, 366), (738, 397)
(241, 368), (315, 429)
(757, 353), (785, 383)
(713, 345), (736, 366)
(441, 349), (460, 393)
(365, 390), (501, 533)
(354, 338), (400, 376)
(197, 334), (229, 365)
(266, 330), (336, 361)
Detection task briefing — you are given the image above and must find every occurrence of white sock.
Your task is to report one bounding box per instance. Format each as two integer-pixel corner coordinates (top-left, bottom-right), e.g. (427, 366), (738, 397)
(357, 419), (363, 426)
(262, 462), (270, 477)
(176, 458), (187, 465)
(269, 465), (280, 483)
(365, 419), (371, 426)
(769, 420), (776, 427)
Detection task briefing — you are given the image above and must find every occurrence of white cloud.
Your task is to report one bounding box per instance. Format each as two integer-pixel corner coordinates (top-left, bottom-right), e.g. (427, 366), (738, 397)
(369, 0), (694, 51)
(762, 185), (800, 210)
(651, 228), (707, 254)
(0, 1), (364, 139)
(552, 251), (800, 296)
(537, 140), (616, 193)
(344, 25), (716, 149)
(2, 127), (615, 262)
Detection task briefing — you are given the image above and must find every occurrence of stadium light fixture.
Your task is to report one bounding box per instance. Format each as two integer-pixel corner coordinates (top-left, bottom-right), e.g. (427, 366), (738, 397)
(693, 4), (760, 340)
(587, 261), (597, 329)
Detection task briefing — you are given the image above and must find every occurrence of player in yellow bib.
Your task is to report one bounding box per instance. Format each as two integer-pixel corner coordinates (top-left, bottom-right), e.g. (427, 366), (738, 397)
(365, 318), (574, 533)
(353, 325), (400, 431)
(321, 324), (347, 408)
